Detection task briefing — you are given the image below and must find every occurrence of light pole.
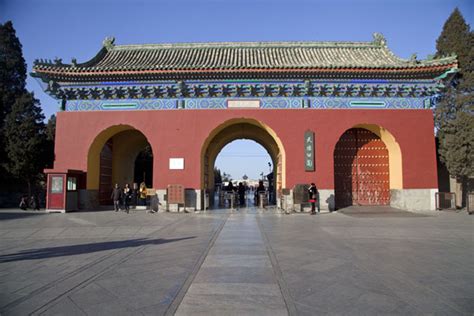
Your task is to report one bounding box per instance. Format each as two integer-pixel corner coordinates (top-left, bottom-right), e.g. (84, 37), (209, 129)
(268, 162), (272, 173)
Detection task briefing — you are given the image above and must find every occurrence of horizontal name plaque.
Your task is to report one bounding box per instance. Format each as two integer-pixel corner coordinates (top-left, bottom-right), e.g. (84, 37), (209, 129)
(227, 100), (260, 108)
(349, 100), (386, 108)
(102, 102), (138, 109)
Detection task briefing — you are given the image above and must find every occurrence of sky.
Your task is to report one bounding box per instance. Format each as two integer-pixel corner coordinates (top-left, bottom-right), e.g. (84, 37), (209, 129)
(1, 0), (472, 180)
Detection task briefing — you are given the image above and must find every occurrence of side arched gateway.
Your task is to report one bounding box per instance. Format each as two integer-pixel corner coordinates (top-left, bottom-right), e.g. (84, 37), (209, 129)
(87, 125), (154, 206)
(334, 125), (402, 208)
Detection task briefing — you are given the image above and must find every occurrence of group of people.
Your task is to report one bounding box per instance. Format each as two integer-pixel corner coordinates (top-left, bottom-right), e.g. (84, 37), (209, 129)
(224, 180), (268, 207)
(111, 182), (148, 213)
(223, 181), (319, 213)
(19, 194), (40, 211)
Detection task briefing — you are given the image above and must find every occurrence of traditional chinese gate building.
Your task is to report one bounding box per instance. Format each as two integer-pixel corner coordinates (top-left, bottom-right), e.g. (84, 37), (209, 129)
(32, 34), (457, 212)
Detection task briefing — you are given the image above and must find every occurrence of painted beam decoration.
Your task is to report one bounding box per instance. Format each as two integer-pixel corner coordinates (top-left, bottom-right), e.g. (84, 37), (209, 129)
(304, 130), (315, 172)
(65, 95), (431, 111)
(59, 79), (440, 111)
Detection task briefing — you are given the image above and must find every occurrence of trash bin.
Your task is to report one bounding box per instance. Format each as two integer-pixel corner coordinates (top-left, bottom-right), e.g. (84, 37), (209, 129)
(150, 195), (159, 212)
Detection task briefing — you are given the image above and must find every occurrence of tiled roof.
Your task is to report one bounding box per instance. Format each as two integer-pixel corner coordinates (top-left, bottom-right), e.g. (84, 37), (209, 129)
(32, 34), (457, 81)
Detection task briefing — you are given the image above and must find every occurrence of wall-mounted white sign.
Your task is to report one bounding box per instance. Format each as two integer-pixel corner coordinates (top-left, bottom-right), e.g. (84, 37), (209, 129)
(227, 100), (260, 108)
(169, 158), (184, 170)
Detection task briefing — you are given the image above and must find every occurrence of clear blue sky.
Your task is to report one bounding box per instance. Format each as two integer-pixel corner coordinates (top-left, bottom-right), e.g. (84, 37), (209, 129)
(1, 0), (472, 180)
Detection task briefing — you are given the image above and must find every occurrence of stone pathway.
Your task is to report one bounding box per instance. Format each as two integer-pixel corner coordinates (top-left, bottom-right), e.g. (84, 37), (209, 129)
(0, 209), (472, 315)
(176, 214), (288, 315)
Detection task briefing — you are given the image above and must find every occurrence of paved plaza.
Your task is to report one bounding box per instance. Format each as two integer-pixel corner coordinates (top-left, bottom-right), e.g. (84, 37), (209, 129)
(0, 207), (472, 315)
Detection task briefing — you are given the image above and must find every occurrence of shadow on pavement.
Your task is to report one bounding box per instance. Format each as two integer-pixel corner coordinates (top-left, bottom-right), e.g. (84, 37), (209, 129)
(0, 236), (195, 263)
(338, 206), (431, 217)
(0, 211), (46, 221)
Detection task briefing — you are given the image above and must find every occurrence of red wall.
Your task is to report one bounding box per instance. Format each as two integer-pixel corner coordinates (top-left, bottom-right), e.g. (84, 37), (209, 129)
(54, 109), (438, 190)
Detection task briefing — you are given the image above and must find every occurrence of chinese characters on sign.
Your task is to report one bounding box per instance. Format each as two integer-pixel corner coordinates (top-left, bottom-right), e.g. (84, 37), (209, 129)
(304, 130), (315, 171)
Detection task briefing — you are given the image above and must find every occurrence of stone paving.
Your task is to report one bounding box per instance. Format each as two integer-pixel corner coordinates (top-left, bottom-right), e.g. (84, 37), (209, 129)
(0, 207), (472, 315)
(176, 214), (287, 315)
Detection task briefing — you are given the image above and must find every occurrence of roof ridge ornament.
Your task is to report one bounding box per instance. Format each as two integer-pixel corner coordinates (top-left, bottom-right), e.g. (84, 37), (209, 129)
(103, 36), (116, 50)
(372, 33), (386, 47)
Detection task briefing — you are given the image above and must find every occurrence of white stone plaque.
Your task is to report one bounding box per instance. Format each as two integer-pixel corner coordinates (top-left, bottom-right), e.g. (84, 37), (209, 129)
(169, 158), (184, 170)
(227, 100), (260, 108)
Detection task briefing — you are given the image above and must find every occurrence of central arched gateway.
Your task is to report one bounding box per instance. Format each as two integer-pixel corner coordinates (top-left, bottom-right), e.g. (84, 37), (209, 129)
(201, 118), (286, 207)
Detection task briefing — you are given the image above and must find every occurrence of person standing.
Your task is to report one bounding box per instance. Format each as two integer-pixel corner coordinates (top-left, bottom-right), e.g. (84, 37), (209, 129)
(256, 180), (266, 207)
(139, 182), (147, 206)
(123, 183), (131, 213)
(131, 183), (138, 208)
(111, 184), (122, 212)
(238, 182), (246, 207)
(308, 182), (319, 215)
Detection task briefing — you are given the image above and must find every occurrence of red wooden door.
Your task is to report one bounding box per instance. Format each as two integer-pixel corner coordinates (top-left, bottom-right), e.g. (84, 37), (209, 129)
(334, 128), (390, 208)
(48, 174), (66, 209)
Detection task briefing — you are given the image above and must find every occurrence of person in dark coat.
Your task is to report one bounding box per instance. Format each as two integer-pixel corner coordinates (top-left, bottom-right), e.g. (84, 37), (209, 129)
(226, 181), (234, 192)
(308, 182), (319, 215)
(111, 184), (122, 212)
(238, 182), (246, 207)
(29, 194), (40, 211)
(123, 183), (131, 213)
(256, 180), (266, 206)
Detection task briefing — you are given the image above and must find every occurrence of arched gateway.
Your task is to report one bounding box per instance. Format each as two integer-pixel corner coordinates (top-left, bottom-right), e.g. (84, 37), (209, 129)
(87, 125), (153, 206)
(201, 118), (285, 207)
(34, 34), (456, 212)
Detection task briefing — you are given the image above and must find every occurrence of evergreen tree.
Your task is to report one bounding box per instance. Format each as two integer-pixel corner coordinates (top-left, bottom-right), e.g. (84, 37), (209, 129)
(46, 114), (56, 142)
(0, 21), (27, 174)
(434, 8), (474, 205)
(214, 167), (222, 184)
(4, 92), (46, 195)
(42, 114), (56, 169)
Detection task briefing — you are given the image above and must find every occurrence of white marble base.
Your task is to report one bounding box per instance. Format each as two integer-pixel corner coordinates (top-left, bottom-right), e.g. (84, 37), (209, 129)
(391, 188), (438, 211)
(46, 209), (66, 213)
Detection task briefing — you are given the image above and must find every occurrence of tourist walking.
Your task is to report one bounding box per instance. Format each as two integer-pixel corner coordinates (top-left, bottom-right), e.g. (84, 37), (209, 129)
(238, 182), (246, 206)
(123, 183), (131, 213)
(29, 194), (40, 211)
(19, 195), (28, 210)
(111, 183), (122, 212)
(308, 182), (319, 215)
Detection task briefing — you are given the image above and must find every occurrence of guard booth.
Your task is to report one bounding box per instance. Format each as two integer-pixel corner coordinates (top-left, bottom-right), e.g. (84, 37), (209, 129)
(44, 169), (85, 213)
